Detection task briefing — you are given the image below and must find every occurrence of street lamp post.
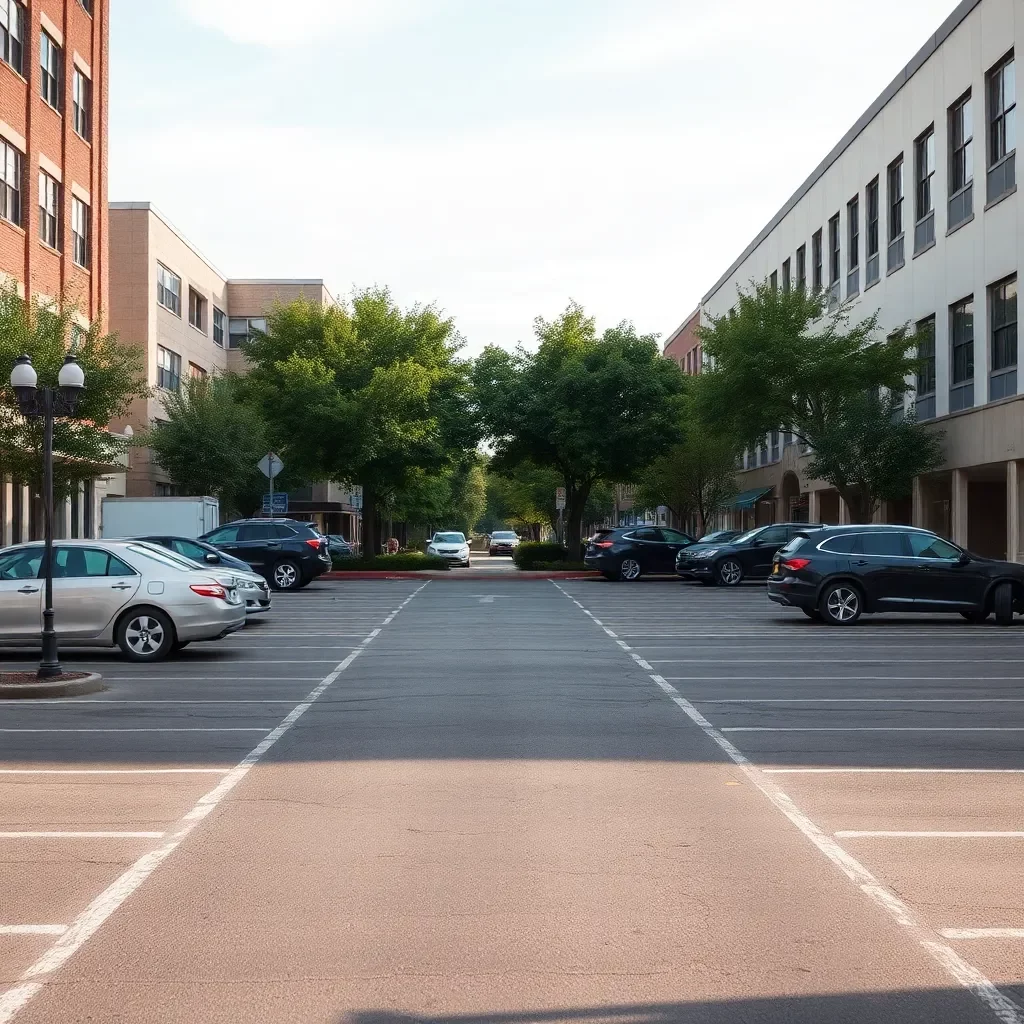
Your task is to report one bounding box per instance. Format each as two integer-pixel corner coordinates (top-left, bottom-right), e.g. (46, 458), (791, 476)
(10, 354), (86, 679)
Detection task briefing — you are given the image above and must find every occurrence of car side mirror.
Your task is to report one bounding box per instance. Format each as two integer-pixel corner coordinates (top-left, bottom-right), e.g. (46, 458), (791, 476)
(205, 553), (220, 564)
(957, 551), (971, 566)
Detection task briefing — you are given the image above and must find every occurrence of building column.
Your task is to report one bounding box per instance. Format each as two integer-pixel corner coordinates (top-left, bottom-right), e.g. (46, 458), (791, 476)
(872, 502), (886, 524)
(951, 469), (969, 547)
(74, 483), (84, 539)
(1008, 460), (1023, 563)
(807, 490), (820, 524)
(90, 483), (102, 539)
(19, 484), (30, 543)
(1, 476), (11, 547)
(912, 477), (925, 529)
(839, 498), (851, 525)
(57, 496), (71, 540)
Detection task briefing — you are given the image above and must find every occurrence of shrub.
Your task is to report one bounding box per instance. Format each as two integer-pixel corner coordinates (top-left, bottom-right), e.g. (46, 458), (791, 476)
(331, 553), (450, 571)
(513, 542), (569, 569)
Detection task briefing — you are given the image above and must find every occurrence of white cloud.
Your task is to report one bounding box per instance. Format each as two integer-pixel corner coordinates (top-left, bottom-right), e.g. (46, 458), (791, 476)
(176, 0), (419, 46)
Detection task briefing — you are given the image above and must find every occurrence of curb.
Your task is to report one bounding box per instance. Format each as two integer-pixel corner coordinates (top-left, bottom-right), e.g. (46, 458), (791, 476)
(322, 571), (602, 581)
(0, 672), (106, 700)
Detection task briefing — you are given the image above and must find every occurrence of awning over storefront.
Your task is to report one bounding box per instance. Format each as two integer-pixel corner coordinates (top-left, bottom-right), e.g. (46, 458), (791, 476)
(728, 486), (773, 510)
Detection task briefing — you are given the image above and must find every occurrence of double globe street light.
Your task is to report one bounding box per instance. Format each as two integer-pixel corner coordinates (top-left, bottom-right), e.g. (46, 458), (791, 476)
(10, 354), (86, 679)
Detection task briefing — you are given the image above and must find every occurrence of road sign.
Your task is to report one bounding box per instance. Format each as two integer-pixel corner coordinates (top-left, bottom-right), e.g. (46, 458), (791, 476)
(257, 453), (284, 479)
(262, 494), (289, 515)
(555, 487), (566, 510)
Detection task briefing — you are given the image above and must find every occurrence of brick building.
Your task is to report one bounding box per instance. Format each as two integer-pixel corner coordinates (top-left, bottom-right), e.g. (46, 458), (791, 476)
(663, 308), (701, 375)
(0, 0), (113, 545)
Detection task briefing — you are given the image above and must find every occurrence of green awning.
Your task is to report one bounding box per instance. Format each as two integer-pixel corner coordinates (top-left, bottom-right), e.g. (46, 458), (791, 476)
(728, 486), (773, 510)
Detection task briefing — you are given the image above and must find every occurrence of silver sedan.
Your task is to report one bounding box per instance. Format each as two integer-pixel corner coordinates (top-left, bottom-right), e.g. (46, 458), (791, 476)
(0, 540), (246, 661)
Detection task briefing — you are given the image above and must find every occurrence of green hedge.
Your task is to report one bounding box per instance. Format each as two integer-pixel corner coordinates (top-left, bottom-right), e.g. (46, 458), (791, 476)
(513, 542), (569, 569)
(331, 553), (450, 571)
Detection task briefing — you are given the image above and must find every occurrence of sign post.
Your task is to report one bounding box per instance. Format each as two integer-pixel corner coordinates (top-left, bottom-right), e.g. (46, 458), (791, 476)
(555, 487), (566, 545)
(257, 453), (284, 520)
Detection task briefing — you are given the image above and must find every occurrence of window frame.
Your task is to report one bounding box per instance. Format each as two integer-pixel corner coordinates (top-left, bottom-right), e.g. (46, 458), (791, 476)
(71, 195), (89, 268)
(72, 67), (91, 141)
(156, 345), (182, 392)
(795, 244), (806, 291)
(39, 31), (61, 111)
(811, 230), (822, 292)
(914, 314), (937, 420)
(37, 170), (59, 250)
(188, 287), (206, 333)
(0, 138), (21, 227)
(156, 264), (182, 317)
(887, 155), (905, 272)
(987, 51), (1016, 169)
(782, 257), (791, 294)
(989, 274), (1018, 400)
(0, 0), (25, 77)
(212, 306), (225, 347)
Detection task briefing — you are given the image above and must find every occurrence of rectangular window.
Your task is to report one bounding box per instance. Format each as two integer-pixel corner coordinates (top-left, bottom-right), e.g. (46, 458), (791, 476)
(0, 0), (25, 76)
(212, 306), (225, 346)
(987, 52), (1016, 201)
(769, 269), (778, 291)
(40, 32), (61, 111)
(79, 0), (92, 13)
(846, 196), (859, 297)
(948, 92), (974, 231)
(990, 275), (1018, 401)
(782, 258), (791, 294)
(827, 213), (840, 308)
(795, 244), (806, 291)
(865, 177), (880, 287)
(71, 195), (89, 268)
(188, 287), (206, 332)
(72, 68), (91, 141)
(0, 139), (20, 226)
(949, 297), (974, 412)
(915, 315), (936, 420)
(887, 155), (905, 271)
(228, 316), (266, 349)
(157, 264), (181, 316)
(189, 362), (206, 380)
(157, 346), (182, 392)
(811, 230), (822, 291)
(37, 170), (58, 249)
(914, 127), (936, 252)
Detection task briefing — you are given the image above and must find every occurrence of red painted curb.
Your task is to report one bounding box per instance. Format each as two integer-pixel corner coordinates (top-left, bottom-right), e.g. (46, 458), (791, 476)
(321, 571), (601, 581)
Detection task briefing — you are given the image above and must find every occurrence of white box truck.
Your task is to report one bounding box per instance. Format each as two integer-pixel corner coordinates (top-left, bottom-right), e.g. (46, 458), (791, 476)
(101, 496), (220, 540)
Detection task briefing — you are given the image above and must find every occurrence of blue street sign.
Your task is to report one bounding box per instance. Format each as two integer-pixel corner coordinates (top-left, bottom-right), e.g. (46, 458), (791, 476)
(262, 494), (289, 514)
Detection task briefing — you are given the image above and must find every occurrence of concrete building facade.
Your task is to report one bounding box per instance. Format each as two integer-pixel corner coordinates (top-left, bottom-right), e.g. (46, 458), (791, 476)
(701, 0), (1024, 560)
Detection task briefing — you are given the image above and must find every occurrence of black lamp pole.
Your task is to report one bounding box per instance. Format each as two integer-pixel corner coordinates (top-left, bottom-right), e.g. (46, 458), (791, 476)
(10, 354), (85, 680)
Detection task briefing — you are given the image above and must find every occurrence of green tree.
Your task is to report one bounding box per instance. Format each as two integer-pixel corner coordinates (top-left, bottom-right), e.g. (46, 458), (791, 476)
(242, 289), (478, 553)
(695, 282), (943, 522)
(145, 374), (270, 520)
(473, 302), (686, 551)
(0, 288), (148, 500)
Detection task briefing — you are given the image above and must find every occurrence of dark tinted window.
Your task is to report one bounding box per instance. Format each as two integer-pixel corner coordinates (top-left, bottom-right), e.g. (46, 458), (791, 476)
(755, 526), (789, 545)
(861, 532), (908, 556)
(820, 534), (863, 554)
(907, 532), (961, 559)
(777, 536), (810, 556)
(661, 529), (692, 544)
(272, 524), (298, 539)
(631, 528), (661, 541)
(240, 524), (277, 542)
(171, 539), (210, 561)
(205, 525), (239, 544)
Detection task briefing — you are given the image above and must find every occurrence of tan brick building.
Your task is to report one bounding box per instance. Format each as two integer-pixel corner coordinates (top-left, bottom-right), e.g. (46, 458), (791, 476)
(663, 308), (701, 375)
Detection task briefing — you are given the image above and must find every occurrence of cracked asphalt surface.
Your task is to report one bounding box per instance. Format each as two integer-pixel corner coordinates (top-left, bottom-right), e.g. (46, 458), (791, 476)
(0, 579), (1022, 1023)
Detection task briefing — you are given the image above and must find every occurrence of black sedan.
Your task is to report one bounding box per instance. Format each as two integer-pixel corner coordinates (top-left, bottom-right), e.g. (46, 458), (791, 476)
(585, 527), (695, 581)
(676, 522), (820, 585)
(767, 524), (1024, 626)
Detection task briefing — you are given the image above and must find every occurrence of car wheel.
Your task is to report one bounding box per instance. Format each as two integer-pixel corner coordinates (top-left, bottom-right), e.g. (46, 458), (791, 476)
(819, 582), (862, 626)
(116, 608), (176, 662)
(717, 559), (743, 586)
(619, 558), (642, 581)
(993, 582), (1014, 626)
(801, 608), (823, 622)
(960, 610), (989, 624)
(271, 559), (302, 591)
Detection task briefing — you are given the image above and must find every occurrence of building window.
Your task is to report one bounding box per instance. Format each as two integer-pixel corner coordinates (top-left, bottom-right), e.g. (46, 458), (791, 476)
(795, 244), (806, 291)
(827, 213), (840, 308)
(157, 264), (181, 316)
(949, 297), (974, 413)
(157, 346), (181, 392)
(948, 92), (973, 228)
(72, 68), (91, 141)
(769, 269), (778, 291)
(811, 230), (822, 292)
(37, 171), (59, 250)
(188, 287), (206, 332)
(189, 362), (206, 380)
(0, 139), (20, 226)
(990, 275), (1017, 401)
(0, 0), (24, 76)
(782, 258), (791, 294)
(770, 429), (780, 462)
(71, 196), (89, 268)
(915, 315), (936, 420)
(865, 177), (880, 287)
(914, 127), (936, 253)
(986, 52), (1016, 202)
(846, 195), (859, 297)
(228, 316), (267, 349)
(887, 155), (905, 271)
(213, 306), (225, 346)
(40, 32), (61, 111)
(78, 0), (92, 13)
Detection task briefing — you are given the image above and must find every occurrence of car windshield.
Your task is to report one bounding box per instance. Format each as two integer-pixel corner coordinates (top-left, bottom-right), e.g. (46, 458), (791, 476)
(731, 528), (762, 544)
(698, 531), (730, 543)
(434, 533), (466, 544)
(127, 543), (204, 572)
(492, 532), (517, 540)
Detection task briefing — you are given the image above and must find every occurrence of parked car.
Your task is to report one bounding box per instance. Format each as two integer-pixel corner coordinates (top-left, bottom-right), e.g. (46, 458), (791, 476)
(676, 522), (821, 585)
(488, 531), (521, 556)
(0, 540), (245, 661)
(427, 532), (471, 566)
(697, 529), (741, 544)
(199, 519), (331, 591)
(136, 536), (272, 615)
(584, 527), (696, 581)
(326, 535), (356, 559)
(767, 524), (1024, 626)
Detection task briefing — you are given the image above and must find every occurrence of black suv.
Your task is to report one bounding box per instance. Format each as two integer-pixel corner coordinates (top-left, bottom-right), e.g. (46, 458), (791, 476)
(585, 526), (695, 580)
(767, 524), (1024, 626)
(676, 522), (821, 586)
(199, 519), (331, 591)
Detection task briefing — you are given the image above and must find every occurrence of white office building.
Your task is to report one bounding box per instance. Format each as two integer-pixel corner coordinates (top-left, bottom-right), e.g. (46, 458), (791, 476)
(701, 0), (1023, 560)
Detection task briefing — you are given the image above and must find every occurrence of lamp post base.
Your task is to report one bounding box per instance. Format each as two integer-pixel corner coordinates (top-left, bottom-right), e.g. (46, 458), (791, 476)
(38, 630), (62, 680)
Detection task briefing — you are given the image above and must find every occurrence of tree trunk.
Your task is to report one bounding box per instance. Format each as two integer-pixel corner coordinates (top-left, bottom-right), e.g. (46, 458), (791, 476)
(361, 484), (380, 556)
(564, 480), (593, 558)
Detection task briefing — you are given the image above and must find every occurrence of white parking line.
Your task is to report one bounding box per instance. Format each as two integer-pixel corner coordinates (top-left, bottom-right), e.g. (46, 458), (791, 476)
(550, 581), (1024, 1024)
(763, 768), (1024, 774)
(0, 581), (429, 1024)
(942, 929), (1024, 940)
(0, 927), (66, 937)
(0, 832), (165, 839)
(836, 831), (1024, 839)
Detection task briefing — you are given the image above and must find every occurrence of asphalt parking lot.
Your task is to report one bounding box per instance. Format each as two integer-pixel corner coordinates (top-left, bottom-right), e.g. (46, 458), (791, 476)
(0, 576), (1021, 1023)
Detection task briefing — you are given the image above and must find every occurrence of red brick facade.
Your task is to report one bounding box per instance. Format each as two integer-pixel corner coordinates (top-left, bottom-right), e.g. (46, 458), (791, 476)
(0, 0), (108, 323)
(663, 307), (702, 375)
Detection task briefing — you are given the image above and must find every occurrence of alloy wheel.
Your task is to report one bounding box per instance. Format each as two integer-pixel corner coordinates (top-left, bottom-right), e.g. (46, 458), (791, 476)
(274, 562), (299, 589)
(826, 586), (860, 623)
(620, 559), (641, 581)
(719, 560), (742, 586)
(124, 616), (166, 657)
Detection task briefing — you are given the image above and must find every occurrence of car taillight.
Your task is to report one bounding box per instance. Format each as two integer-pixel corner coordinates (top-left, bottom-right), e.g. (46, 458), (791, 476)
(305, 538), (322, 549)
(594, 541), (614, 549)
(191, 584), (227, 599)
(781, 558), (811, 572)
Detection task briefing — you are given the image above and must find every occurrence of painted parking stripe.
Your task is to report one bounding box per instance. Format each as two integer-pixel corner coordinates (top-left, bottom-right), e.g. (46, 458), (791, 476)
(836, 831), (1024, 839)
(0, 927), (66, 937)
(0, 832), (165, 839)
(941, 929), (1024, 940)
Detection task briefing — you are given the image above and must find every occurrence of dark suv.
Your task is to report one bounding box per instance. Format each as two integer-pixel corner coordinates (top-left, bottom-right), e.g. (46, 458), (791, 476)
(676, 522), (821, 586)
(585, 526), (695, 580)
(199, 519), (331, 591)
(767, 524), (1024, 626)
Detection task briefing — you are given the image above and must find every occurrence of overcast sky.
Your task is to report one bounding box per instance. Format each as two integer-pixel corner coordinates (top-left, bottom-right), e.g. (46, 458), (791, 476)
(110, 0), (961, 353)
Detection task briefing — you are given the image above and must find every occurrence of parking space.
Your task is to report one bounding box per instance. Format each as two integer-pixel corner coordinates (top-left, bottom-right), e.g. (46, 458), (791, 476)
(0, 580), (422, 984)
(557, 577), (1024, 1008)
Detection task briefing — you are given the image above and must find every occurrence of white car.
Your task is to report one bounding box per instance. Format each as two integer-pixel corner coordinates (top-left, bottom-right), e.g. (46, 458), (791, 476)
(0, 540), (247, 662)
(427, 531), (471, 567)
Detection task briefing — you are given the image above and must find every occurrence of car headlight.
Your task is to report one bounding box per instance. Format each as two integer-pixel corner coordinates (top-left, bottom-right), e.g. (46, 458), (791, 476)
(459, 547), (470, 556)
(696, 548), (718, 559)
(427, 546), (438, 555)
